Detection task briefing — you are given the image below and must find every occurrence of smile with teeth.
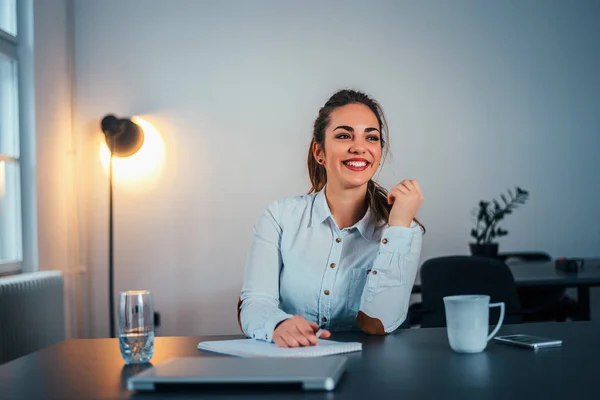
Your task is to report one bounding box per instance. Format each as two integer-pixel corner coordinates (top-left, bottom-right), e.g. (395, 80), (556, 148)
(343, 160), (370, 171)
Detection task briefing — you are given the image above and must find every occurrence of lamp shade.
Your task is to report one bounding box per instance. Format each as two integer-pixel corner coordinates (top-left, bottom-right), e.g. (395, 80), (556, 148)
(100, 115), (144, 157)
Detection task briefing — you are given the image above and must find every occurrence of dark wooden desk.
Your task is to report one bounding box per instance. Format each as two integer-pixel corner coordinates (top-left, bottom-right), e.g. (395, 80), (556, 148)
(1, 322), (598, 399)
(412, 258), (600, 320)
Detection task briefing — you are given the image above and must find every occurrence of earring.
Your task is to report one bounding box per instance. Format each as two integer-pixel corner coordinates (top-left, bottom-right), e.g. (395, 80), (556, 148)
(318, 159), (323, 164)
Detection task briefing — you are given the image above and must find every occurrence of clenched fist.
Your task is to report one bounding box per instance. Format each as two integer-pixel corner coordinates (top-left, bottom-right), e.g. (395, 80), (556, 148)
(387, 179), (423, 227)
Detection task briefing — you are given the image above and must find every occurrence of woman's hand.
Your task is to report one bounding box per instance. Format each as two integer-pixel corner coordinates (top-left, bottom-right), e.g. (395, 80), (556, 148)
(387, 179), (424, 227)
(273, 315), (331, 348)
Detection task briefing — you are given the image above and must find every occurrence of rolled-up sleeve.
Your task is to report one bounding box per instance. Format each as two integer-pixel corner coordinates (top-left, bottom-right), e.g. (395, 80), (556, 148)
(239, 201), (293, 342)
(359, 221), (423, 333)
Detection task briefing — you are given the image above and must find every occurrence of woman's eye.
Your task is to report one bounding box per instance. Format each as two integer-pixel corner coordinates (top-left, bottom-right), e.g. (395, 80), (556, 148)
(336, 134), (350, 139)
(368, 136), (380, 141)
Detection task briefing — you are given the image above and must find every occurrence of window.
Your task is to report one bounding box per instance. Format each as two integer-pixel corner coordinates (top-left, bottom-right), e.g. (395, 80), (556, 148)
(0, 0), (22, 274)
(0, 0), (17, 37)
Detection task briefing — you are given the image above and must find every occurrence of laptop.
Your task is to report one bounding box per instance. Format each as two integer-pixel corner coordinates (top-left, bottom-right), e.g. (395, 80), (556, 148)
(127, 356), (348, 392)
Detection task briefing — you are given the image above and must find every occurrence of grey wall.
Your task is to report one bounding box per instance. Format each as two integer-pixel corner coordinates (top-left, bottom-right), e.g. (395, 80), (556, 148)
(68, 0), (600, 337)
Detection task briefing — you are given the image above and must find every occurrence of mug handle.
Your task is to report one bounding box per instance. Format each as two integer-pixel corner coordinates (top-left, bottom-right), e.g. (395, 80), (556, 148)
(487, 302), (505, 341)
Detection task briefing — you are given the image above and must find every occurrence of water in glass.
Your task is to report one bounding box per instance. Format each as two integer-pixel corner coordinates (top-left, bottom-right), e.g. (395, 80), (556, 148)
(118, 290), (154, 364)
(119, 329), (155, 364)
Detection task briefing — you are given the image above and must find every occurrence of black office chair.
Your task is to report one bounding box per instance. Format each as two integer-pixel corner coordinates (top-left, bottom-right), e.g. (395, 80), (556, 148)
(407, 300), (426, 327)
(496, 252), (551, 263)
(420, 256), (522, 328)
(496, 252), (579, 322)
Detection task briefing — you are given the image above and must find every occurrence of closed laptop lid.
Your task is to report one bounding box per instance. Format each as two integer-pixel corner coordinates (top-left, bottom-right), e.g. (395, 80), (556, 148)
(127, 356), (348, 392)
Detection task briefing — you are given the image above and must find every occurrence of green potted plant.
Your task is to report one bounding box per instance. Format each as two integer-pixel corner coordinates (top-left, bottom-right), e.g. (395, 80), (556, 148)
(470, 186), (529, 257)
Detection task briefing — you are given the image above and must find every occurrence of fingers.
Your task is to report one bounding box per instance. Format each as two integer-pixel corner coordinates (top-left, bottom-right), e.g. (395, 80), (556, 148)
(273, 316), (326, 347)
(388, 179), (423, 210)
(387, 179), (423, 227)
(403, 180), (423, 200)
(397, 184), (411, 194)
(319, 330), (332, 339)
(273, 330), (299, 348)
(388, 185), (408, 205)
(391, 180), (422, 197)
(387, 191), (395, 205)
(280, 333), (300, 348)
(298, 323), (321, 345)
(400, 180), (415, 192)
(273, 335), (288, 348)
(308, 321), (320, 330)
(274, 327), (330, 348)
(412, 180), (423, 199)
(273, 330), (292, 348)
(294, 324), (315, 346)
(387, 187), (405, 204)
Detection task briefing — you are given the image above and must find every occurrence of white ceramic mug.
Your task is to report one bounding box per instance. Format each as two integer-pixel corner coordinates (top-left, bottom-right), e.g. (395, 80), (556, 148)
(443, 295), (505, 353)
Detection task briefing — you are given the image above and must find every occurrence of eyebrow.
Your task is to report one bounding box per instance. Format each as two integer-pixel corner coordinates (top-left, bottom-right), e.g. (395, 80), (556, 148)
(333, 125), (380, 133)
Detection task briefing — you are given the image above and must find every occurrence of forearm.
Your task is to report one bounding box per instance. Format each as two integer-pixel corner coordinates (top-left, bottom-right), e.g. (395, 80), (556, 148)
(239, 294), (293, 341)
(357, 223), (422, 334)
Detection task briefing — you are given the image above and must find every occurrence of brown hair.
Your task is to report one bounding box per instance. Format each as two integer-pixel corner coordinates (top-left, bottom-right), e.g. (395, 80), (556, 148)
(307, 89), (425, 233)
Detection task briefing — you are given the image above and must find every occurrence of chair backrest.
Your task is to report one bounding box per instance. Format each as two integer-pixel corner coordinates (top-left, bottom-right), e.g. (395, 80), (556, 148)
(496, 252), (552, 264)
(420, 256), (522, 328)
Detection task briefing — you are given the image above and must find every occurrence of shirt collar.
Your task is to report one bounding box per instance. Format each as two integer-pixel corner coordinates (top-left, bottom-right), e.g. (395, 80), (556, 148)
(354, 208), (377, 242)
(310, 187), (377, 241)
(311, 188), (331, 225)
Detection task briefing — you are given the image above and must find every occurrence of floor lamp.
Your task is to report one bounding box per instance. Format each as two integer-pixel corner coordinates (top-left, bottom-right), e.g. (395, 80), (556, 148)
(100, 115), (144, 338)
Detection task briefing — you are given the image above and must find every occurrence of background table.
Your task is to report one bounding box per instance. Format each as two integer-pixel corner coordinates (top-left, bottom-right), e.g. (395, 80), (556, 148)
(412, 258), (600, 320)
(1, 321), (598, 399)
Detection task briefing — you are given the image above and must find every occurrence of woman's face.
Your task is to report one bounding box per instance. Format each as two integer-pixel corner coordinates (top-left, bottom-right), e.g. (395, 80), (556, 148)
(314, 103), (383, 190)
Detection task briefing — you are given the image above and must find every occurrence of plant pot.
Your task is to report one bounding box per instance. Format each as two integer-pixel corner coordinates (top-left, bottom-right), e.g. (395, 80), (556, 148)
(469, 243), (499, 258)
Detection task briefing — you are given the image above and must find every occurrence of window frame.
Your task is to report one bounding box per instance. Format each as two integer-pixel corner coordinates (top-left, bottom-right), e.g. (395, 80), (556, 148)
(0, 0), (35, 275)
(0, 29), (18, 57)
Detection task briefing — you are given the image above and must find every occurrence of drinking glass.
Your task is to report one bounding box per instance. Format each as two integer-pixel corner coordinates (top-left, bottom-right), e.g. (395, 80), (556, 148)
(118, 290), (154, 364)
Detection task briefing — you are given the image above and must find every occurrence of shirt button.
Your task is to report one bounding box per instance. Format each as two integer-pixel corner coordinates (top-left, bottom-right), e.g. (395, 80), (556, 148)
(324, 290), (330, 295)
(265, 334), (268, 340)
(382, 238), (388, 244)
(372, 270), (378, 275)
(330, 263), (336, 268)
(336, 237), (342, 243)
(321, 317), (328, 322)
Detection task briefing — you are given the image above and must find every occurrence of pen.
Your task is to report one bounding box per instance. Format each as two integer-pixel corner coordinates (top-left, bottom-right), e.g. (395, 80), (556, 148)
(315, 326), (325, 338)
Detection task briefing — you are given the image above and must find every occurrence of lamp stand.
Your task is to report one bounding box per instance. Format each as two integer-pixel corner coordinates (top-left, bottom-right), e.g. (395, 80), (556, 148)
(108, 150), (115, 338)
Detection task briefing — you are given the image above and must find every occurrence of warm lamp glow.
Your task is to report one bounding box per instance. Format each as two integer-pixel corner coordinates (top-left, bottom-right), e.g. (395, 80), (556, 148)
(100, 117), (165, 183)
(0, 161), (5, 199)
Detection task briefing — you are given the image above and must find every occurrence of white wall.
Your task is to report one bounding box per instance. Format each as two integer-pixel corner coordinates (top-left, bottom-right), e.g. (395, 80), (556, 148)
(33, 0), (88, 338)
(70, 0), (600, 337)
(34, 0), (71, 273)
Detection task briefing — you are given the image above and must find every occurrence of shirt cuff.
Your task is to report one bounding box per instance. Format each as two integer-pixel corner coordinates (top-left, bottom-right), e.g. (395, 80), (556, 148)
(253, 311), (294, 342)
(379, 225), (416, 255)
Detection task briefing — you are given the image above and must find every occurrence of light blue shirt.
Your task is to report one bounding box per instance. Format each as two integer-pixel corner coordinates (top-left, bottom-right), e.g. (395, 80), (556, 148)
(239, 188), (423, 342)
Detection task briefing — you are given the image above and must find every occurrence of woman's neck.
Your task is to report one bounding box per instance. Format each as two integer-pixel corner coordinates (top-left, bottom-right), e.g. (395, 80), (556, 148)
(324, 182), (369, 230)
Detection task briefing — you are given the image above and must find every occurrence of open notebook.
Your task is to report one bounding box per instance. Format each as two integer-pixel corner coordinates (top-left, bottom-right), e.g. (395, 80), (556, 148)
(197, 338), (362, 358)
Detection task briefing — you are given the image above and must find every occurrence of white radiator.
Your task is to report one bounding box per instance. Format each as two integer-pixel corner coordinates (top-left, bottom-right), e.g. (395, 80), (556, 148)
(0, 271), (65, 364)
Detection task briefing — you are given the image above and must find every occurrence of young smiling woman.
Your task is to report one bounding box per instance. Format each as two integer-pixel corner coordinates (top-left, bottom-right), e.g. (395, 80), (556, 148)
(238, 89), (424, 348)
